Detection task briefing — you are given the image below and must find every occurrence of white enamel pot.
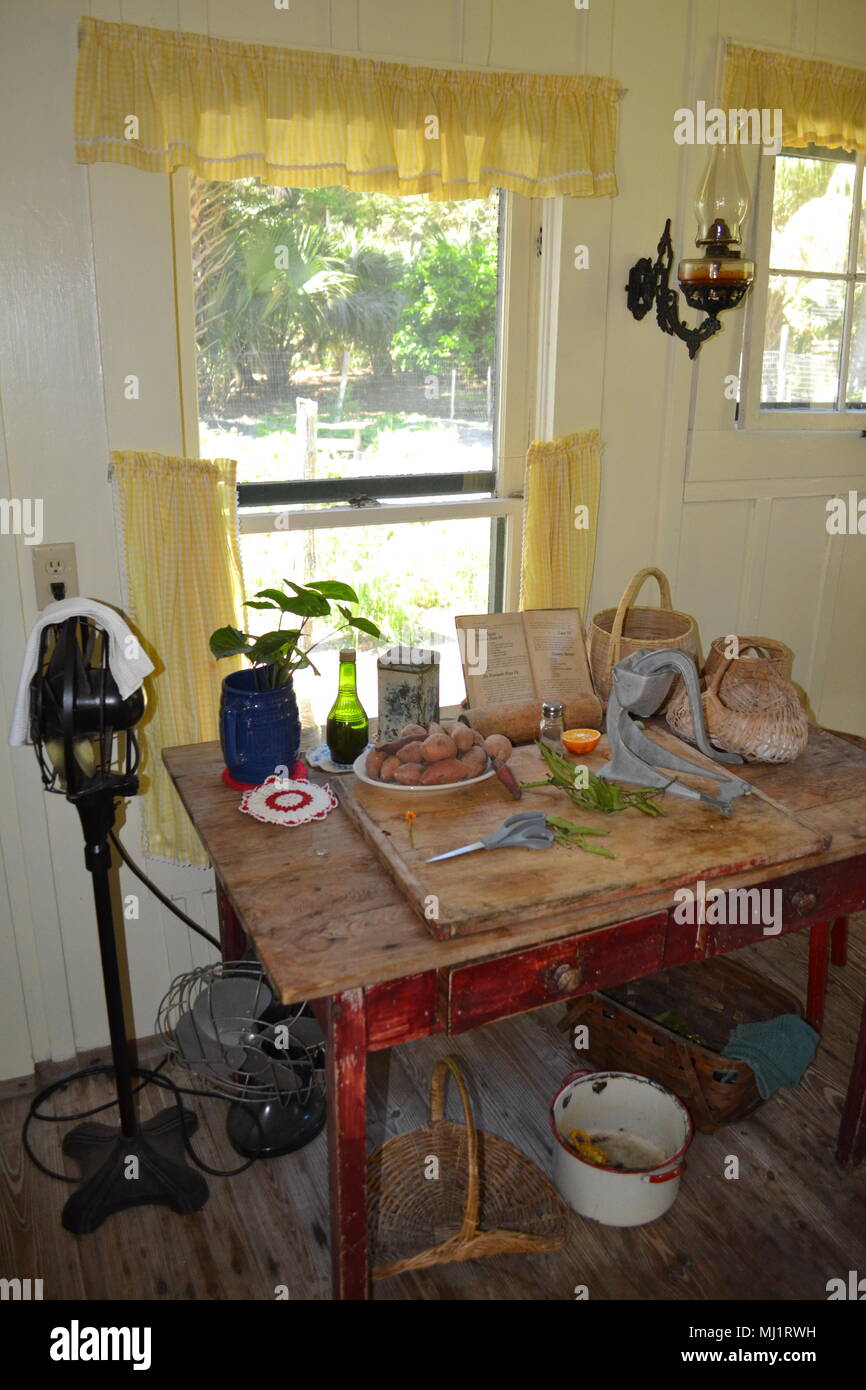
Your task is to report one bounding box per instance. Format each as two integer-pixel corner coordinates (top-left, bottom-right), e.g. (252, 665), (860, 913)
(550, 1070), (693, 1228)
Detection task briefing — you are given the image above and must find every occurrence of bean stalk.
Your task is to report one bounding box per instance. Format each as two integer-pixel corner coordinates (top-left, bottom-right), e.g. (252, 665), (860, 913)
(524, 742), (665, 818)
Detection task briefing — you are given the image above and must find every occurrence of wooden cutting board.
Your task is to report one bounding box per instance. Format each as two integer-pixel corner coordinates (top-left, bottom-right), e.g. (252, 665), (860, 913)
(336, 737), (831, 940)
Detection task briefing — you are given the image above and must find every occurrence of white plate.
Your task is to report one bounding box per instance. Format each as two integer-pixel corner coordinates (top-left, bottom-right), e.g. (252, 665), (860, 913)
(351, 750), (495, 793)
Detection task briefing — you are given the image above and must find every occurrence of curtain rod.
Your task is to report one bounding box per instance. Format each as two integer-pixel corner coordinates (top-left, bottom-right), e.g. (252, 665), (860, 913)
(723, 35), (866, 75)
(76, 19), (625, 91)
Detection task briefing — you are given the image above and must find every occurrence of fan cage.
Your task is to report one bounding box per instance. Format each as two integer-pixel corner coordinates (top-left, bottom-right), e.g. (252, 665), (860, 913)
(156, 961), (322, 1105)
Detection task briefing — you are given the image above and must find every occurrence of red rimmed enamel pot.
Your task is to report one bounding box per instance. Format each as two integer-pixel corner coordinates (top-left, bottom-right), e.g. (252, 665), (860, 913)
(550, 1070), (693, 1227)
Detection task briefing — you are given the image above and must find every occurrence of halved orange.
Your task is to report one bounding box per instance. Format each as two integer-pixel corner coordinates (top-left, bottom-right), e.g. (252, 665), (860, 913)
(562, 728), (601, 755)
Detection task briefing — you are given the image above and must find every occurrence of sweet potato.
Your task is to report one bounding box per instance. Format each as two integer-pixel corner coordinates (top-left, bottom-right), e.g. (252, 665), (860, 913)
(376, 733), (428, 758)
(420, 733), (456, 762)
(400, 723), (428, 739)
(380, 755), (401, 782)
(393, 762), (425, 785)
(472, 729), (485, 746)
(396, 739), (426, 762)
(458, 747), (488, 778)
(452, 723), (475, 753)
(419, 758), (469, 785)
(365, 748), (386, 779)
(483, 733), (513, 762)
(492, 756), (522, 799)
(426, 722), (445, 738)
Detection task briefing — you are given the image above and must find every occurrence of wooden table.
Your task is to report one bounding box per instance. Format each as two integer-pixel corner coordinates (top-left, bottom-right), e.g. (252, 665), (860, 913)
(164, 728), (866, 1300)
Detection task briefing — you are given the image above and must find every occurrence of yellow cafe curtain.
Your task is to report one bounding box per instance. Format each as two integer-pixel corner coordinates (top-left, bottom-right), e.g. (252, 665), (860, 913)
(112, 451), (244, 868)
(724, 43), (866, 153)
(520, 429), (601, 615)
(75, 16), (621, 200)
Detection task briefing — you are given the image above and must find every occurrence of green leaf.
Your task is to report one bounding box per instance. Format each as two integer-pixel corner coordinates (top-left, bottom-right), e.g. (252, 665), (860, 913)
(209, 625), (250, 659)
(282, 580), (332, 615)
(307, 579), (359, 603)
(246, 631), (293, 661)
(344, 615), (382, 638)
(254, 588), (303, 612)
(243, 599), (278, 610)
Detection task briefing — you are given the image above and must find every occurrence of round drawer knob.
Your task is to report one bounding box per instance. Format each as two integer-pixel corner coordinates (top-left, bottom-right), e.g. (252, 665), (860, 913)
(791, 889), (818, 916)
(548, 962), (582, 994)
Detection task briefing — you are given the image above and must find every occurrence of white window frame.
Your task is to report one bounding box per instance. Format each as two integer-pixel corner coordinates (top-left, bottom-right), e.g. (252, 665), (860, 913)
(172, 171), (539, 610)
(739, 144), (866, 433)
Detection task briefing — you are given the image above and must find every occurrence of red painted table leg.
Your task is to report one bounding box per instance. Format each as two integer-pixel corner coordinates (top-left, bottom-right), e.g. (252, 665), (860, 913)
(837, 986), (866, 1165)
(216, 882), (247, 960)
(831, 916), (849, 968)
(806, 921), (831, 1032)
(326, 989), (369, 1300)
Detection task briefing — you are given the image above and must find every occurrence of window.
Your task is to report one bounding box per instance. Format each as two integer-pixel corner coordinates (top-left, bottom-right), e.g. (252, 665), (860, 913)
(184, 178), (530, 725)
(742, 145), (866, 429)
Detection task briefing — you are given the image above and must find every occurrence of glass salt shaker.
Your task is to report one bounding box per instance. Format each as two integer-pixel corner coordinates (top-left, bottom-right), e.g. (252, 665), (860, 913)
(539, 700), (565, 754)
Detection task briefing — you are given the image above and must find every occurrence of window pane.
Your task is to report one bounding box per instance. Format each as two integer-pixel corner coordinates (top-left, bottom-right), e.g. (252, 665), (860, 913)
(191, 180), (500, 488)
(239, 517), (492, 728)
(846, 282), (866, 408)
(769, 152), (855, 275)
(761, 274), (846, 408)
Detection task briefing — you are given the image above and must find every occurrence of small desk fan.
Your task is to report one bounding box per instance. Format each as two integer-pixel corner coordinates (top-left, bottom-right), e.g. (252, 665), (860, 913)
(28, 614), (208, 1232)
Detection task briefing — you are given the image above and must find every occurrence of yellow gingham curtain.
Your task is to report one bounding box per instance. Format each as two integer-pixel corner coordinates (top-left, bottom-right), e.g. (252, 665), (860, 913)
(724, 44), (866, 153)
(112, 451), (244, 867)
(75, 16), (621, 200)
(520, 430), (601, 614)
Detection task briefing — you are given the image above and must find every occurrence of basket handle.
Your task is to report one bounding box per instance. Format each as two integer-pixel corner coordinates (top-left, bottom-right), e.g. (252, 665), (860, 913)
(429, 1055), (480, 1240)
(609, 568), (674, 664)
(707, 655), (791, 702)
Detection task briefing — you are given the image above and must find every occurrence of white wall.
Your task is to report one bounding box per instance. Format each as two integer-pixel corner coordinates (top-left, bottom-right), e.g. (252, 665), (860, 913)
(0, 0), (864, 1078)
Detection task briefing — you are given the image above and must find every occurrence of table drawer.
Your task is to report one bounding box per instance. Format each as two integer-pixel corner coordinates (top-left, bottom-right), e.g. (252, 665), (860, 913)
(706, 857), (866, 955)
(447, 911), (668, 1034)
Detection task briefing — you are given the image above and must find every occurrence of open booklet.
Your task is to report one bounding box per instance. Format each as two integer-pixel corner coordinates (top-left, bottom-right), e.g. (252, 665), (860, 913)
(454, 609), (597, 709)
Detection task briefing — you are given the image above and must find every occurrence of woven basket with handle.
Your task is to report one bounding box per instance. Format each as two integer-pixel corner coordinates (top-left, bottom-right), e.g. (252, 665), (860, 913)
(666, 653), (808, 763)
(589, 567), (700, 705)
(367, 1054), (570, 1279)
(703, 635), (793, 685)
(559, 957), (805, 1133)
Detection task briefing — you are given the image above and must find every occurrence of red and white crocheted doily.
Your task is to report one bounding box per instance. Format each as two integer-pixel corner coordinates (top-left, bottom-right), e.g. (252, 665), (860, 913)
(239, 775), (337, 827)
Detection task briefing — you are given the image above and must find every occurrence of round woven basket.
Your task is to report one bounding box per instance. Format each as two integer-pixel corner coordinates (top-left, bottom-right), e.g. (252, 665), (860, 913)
(589, 568), (700, 705)
(703, 635), (793, 685)
(367, 1055), (570, 1279)
(666, 656), (808, 764)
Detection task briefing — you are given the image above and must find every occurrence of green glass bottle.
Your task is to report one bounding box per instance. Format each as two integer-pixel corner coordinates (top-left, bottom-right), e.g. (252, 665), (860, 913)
(326, 649), (369, 765)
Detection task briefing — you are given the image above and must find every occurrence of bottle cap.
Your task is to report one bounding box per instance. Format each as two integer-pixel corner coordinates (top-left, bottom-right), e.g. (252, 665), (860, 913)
(542, 701), (563, 717)
(340, 648), (357, 662)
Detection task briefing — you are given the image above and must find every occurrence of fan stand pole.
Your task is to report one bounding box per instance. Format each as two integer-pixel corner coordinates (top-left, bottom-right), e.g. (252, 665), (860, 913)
(60, 789), (209, 1234)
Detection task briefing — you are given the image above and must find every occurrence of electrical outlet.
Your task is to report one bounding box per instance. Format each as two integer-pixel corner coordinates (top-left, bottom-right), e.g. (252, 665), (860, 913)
(32, 542), (79, 609)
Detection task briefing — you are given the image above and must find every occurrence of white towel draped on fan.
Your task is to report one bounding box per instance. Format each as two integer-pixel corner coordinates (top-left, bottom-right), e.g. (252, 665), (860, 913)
(8, 597), (153, 747)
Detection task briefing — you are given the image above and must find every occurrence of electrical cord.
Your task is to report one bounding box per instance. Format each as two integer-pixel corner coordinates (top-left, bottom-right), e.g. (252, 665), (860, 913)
(108, 828), (221, 949)
(23, 1060), (263, 1182)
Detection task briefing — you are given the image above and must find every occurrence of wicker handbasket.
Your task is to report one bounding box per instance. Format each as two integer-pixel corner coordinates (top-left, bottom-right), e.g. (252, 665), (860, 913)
(367, 1055), (570, 1279)
(666, 655), (808, 763)
(589, 567), (700, 705)
(559, 958), (804, 1133)
(703, 635), (793, 685)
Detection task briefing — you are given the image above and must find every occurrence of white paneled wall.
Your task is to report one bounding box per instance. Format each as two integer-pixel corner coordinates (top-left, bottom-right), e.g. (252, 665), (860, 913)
(0, 0), (864, 1078)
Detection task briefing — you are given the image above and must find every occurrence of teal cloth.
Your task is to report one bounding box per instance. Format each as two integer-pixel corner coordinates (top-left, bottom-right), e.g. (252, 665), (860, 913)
(721, 1013), (819, 1099)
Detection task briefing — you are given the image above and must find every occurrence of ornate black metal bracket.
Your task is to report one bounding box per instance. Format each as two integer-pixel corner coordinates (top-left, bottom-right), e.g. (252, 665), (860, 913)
(625, 219), (750, 360)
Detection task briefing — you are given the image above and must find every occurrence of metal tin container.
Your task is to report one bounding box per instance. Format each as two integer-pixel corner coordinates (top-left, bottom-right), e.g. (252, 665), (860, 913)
(376, 647), (440, 742)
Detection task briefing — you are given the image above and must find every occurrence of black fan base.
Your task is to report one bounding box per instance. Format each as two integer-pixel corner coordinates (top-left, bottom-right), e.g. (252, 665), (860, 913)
(61, 1105), (209, 1234)
(227, 1088), (326, 1159)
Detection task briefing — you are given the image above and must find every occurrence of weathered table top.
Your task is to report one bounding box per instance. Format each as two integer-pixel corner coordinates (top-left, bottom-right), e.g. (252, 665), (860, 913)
(163, 728), (866, 1004)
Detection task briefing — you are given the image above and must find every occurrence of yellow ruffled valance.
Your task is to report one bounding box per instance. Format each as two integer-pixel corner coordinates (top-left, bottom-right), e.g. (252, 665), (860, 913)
(724, 43), (866, 153)
(74, 16), (620, 200)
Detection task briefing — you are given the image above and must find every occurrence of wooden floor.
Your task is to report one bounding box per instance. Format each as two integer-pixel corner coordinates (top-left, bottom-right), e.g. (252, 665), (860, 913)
(2, 919), (865, 1301)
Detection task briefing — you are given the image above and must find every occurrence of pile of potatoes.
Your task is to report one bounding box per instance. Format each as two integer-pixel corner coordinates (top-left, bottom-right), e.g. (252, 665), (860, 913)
(365, 721), (514, 788)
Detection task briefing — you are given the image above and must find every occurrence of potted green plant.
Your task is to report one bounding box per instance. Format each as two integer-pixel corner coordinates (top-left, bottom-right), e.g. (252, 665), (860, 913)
(210, 579), (382, 785)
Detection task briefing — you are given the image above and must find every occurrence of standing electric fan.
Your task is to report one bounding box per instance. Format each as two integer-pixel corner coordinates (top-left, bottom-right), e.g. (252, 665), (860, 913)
(29, 615), (208, 1232)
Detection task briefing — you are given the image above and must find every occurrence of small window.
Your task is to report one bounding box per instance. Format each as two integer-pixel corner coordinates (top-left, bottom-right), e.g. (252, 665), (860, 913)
(756, 145), (865, 421)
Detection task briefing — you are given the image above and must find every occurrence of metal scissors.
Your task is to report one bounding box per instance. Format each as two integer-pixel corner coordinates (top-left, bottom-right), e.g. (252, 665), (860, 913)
(426, 811), (555, 863)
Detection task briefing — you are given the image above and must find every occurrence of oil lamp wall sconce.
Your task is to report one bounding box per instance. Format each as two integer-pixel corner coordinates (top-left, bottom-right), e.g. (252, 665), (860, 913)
(626, 142), (756, 358)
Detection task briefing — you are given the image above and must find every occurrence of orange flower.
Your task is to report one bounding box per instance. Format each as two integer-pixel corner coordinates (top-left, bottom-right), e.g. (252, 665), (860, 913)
(404, 810), (417, 847)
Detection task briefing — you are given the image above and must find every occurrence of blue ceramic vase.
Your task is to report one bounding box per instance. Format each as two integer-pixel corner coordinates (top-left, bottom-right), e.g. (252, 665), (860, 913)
(219, 668), (301, 785)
